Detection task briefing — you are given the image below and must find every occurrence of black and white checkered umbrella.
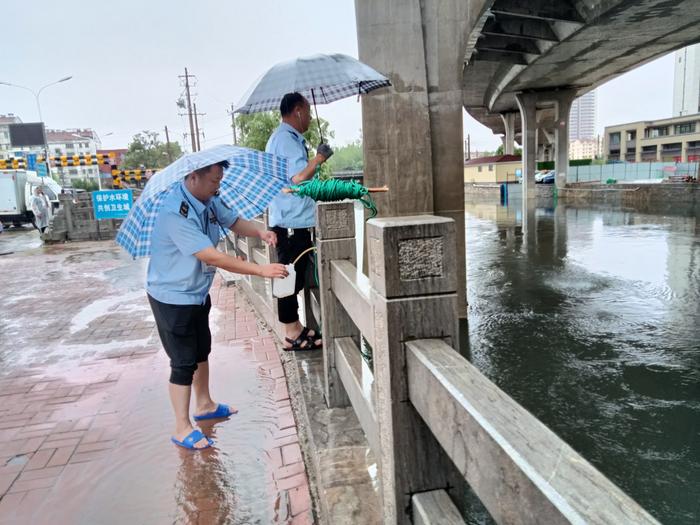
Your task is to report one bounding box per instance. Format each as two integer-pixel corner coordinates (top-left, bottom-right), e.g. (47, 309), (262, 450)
(235, 53), (391, 117)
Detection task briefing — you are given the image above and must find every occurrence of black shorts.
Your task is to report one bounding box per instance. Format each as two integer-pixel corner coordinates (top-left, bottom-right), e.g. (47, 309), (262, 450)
(148, 294), (212, 386)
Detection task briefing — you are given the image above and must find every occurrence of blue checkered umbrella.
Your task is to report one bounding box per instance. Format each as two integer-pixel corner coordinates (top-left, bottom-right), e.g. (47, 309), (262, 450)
(235, 53), (391, 141)
(116, 144), (288, 258)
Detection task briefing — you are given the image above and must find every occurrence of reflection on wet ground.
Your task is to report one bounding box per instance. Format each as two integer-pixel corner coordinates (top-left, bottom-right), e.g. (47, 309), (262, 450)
(0, 225), (42, 256)
(464, 198), (700, 525)
(0, 240), (311, 524)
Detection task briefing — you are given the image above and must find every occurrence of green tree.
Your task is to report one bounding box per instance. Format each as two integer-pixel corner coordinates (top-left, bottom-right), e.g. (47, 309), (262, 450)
(495, 144), (522, 156)
(235, 112), (335, 180)
(122, 131), (183, 169)
(235, 112), (281, 151)
(71, 178), (99, 192)
(327, 140), (364, 172)
(234, 112), (334, 153)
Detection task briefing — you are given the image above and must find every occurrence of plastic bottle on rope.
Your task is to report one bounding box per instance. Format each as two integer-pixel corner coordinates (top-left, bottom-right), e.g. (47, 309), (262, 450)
(272, 246), (316, 298)
(273, 264), (296, 298)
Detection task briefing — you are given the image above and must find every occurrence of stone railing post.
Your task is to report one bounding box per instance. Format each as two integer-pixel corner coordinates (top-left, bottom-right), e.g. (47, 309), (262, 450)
(367, 215), (461, 524)
(61, 194), (74, 235)
(315, 202), (357, 407)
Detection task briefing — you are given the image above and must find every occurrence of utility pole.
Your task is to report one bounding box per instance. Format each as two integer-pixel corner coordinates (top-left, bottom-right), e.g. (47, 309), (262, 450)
(193, 103), (202, 152)
(164, 126), (173, 163)
(229, 103), (237, 144)
(179, 68), (197, 152)
(467, 134), (471, 160)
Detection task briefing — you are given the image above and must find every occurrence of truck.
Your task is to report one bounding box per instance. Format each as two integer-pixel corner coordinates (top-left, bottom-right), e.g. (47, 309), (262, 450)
(0, 169), (63, 228)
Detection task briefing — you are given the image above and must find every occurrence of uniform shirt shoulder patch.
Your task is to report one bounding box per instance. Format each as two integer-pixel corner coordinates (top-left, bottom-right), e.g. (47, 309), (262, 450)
(179, 201), (189, 217)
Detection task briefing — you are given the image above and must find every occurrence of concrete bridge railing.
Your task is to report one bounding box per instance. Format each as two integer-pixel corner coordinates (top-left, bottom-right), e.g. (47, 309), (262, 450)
(230, 201), (660, 525)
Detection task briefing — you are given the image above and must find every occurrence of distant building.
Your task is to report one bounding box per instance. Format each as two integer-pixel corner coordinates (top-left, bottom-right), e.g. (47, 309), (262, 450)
(569, 90), (596, 141)
(569, 138), (601, 160)
(604, 113), (700, 162)
(464, 154), (522, 184)
(673, 44), (700, 117)
(0, 117), (103, 183)
(0, 114), (23, 160)
(46, 129), (102, 183)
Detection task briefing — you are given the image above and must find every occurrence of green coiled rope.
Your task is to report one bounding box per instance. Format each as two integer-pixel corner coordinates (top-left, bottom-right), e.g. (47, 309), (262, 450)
(288, 178), (378, 218)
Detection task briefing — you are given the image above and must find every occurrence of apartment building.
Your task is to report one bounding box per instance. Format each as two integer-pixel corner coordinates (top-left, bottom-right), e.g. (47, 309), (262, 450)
(569, 90), (597, 141)
(569, 138), (601, 160)
(673, 44), (700, 117)
(604, 114), (700, 162)
(46, 129), (102, 181)
(0, 114), (23, 160)
(1, 121), (101, 180)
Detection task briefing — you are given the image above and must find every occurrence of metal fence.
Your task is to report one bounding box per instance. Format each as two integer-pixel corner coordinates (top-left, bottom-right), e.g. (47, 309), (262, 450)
(568, 162), (699, 183)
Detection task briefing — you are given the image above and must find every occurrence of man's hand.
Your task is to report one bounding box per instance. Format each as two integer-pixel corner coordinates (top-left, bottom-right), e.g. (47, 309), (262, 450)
(259, 230), (278, 247)
(317, 143), (334, 160)
(259, 263), (289, 278)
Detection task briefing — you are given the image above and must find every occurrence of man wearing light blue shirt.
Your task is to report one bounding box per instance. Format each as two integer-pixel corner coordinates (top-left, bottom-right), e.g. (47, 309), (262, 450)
(266, 93), (332, 351)
(148, 160), (288, 450)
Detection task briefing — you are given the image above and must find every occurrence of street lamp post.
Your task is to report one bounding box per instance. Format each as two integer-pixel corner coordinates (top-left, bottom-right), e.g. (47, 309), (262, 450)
(0, 76), (73, 184)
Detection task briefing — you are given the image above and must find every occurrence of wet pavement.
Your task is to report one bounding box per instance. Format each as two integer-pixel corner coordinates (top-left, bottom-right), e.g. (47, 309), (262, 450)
(0, 225), (42, 256)
(0, 238), (312, 524)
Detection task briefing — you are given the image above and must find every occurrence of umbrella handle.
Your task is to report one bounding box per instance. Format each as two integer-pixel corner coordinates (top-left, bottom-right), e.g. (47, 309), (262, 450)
(311, 88), (324, 144)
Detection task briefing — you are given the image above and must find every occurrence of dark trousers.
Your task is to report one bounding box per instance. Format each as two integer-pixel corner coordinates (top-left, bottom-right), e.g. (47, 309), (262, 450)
(148, 294), (212, 386)
(272, 227), (313, 324)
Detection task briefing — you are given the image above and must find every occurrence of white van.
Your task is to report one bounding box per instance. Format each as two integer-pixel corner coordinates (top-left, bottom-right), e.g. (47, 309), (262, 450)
(0, 170), (62, 227)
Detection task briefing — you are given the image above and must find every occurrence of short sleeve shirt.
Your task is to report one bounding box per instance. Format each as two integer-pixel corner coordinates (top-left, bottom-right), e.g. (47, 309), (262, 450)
(146, 181), (238, 305)
(265, 122), (316, 228)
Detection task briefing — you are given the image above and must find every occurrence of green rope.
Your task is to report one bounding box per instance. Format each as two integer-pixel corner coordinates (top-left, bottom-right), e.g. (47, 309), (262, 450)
(289, 178), (377, 218)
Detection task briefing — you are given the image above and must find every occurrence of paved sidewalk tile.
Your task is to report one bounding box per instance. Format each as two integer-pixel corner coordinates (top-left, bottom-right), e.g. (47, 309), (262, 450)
(0, 243), (313, 524)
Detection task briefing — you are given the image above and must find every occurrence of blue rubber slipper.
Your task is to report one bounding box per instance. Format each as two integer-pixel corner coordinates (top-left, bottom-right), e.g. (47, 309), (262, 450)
(171, 429), (213, 450)
(193, 403), (238, 421)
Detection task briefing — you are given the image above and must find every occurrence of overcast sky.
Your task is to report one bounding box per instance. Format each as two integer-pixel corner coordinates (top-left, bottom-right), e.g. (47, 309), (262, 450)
(0, 1), (677, 152)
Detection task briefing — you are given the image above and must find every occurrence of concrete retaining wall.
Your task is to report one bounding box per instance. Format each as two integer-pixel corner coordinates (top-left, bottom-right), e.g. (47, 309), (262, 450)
(44, 193), (122, 243)
(465, 183), (554, 199)
(558, 183), (699, 206)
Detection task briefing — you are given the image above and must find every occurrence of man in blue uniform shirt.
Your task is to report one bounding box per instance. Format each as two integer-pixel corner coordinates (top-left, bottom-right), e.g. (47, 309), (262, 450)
(266, 93), (333, 351)
(148, 159), (288, 450)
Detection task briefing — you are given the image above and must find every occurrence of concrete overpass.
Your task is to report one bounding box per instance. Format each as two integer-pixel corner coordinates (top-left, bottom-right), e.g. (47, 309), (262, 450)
(463, 0), (700, 194)
(357, 0), (700, 204)
(356, 0), (700, 315)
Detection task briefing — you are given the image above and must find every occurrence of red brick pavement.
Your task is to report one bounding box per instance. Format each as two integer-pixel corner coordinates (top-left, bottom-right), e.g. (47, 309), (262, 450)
(0, 264), (312, 525)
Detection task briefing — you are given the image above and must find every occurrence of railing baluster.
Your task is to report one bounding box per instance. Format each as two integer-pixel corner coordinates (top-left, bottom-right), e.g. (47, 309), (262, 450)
(315, 202), (357, 407)
(367, 214), (463, 525)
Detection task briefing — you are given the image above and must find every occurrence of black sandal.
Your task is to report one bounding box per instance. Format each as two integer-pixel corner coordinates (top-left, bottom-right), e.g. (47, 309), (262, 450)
(283, 327), (316, 351)
(305, 328), (323, 349)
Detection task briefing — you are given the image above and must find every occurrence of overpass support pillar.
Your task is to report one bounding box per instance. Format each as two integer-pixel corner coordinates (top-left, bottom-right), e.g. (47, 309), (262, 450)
(553, 90), (576, 189)
(500, 112), (517, 155)
(540, 128), (554, 161)
(356, 0), (475, 317)
(356, 1), (479, 521)
(515, 93), (538, 200)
